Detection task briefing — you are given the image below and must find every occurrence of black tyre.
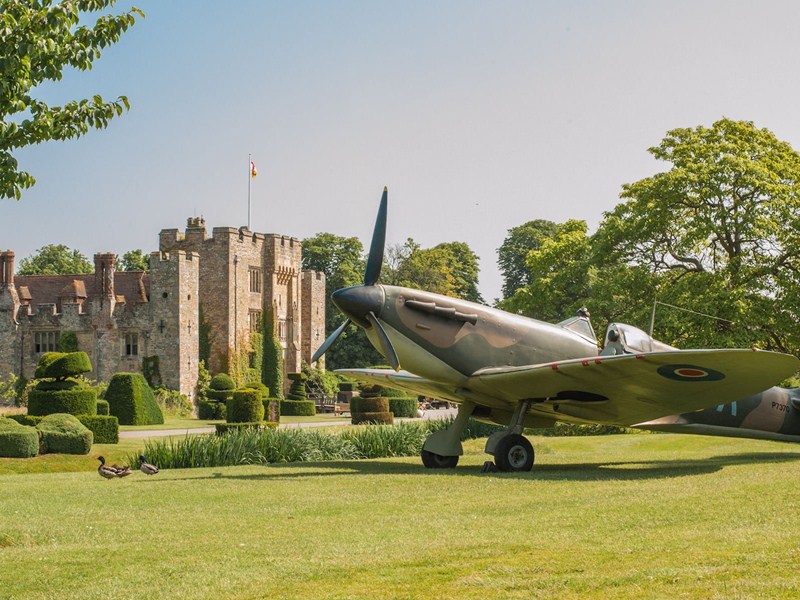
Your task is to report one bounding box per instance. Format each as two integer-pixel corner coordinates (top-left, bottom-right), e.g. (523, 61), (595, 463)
(421, 449), (459, 469)
(494, 434), (534, 472)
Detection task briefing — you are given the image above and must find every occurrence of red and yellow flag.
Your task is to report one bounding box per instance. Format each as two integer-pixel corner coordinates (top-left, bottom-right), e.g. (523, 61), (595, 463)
(250, 161), (258, 178)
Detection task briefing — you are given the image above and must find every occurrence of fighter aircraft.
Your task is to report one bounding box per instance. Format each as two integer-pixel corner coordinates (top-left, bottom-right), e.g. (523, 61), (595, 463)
(312, 188), (800, 472)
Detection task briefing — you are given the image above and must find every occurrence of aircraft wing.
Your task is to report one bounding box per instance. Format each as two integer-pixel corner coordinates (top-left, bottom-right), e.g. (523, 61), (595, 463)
(335, 369), (462, 403)
(469, 349), (799, 426)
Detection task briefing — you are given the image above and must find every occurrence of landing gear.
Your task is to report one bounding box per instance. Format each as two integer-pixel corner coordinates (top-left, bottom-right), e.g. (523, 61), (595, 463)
(420, 401), (475, 470)
(484, 399), (536, 473)
(421, 449), (459, 469)
(493, 434), (534, 472)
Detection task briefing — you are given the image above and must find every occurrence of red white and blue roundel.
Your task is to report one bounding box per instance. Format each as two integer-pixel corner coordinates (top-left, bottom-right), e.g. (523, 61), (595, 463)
(657, 364), (725, 382)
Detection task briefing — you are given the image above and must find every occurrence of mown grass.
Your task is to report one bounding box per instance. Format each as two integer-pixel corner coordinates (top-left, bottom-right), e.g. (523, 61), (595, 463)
(1, 434), (798, 599)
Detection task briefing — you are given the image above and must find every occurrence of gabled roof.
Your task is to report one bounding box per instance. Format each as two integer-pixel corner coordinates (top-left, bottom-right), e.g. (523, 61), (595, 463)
(15, 271), (150, 309)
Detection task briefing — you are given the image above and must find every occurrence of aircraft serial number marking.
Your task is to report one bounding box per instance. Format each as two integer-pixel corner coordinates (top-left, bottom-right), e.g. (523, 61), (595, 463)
(772, 401), (790, 412)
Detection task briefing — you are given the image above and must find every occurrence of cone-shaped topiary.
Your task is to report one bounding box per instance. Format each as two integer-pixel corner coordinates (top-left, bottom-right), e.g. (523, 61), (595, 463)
(106, 373), (164, 425)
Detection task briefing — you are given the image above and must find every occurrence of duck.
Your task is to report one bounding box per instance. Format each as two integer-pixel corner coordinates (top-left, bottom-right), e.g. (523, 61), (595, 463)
(139, 455), (160, 475)
(97, 456), (132, 479)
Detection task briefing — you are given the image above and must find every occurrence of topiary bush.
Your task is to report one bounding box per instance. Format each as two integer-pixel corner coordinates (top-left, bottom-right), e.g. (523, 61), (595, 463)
(227, 389), (265, 423)
(279, 399), (316, 416)
(352, 411), (395, 425)
(0, 416), (39, 458)
(286, 372), (308, 400)
(262, 398), (280, 422)
(388, 397), (418, 418)
(351, 397), (389, 413)
(42, 352), (92, 380)
(241, 381), (269, 397)
(27, 387), (97, 416)
(34, 352), (63, 379)
(351, 385), (393, 425)
(105, 373), (164, 426)
(37, 413), (93, 454)
(198, 401), (226, 420)
(77, 415), (119, 444)
(96, 399), (110, 415)
(6, 414), (42, 427)
(338, 382), (356, 392)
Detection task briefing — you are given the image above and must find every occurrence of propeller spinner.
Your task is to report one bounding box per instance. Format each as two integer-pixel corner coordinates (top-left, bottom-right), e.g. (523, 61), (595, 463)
(311, 187), (400, 371)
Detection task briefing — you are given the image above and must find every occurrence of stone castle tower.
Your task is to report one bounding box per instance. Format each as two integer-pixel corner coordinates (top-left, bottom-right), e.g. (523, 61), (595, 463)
(0, 249), (199, 397)
(158, 218), (326, 382)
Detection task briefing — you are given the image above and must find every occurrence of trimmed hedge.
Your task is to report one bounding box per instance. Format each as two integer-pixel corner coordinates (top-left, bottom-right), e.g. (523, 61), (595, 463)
(388, 397), (418, 418)
(338, 382), (356, 392)
(34, 352), (63, 379)
(241, 381), (269, 397)
(381, 387), (408, 398)
(34, 379), (81, 391)
(77, 415), (119, 444)
(6, 414), (43, 427)
(0, 417), (39, 458)
(279, 399), (316, 416)
(210, 373), (235, 390)
(287, 372), (308, 401)
(44, 352), (92, 379)
(106, 373), (164, 426)
(352, 411), (394, 425)
(96, 399), (110, 415)
(37, 413), (93, 455)
(228, 389), (265, 423)
(28, 387), (97, 416)
(215, 421), (278, 435)
(198, 401), (226, 420)
(351, 397), (389, 413)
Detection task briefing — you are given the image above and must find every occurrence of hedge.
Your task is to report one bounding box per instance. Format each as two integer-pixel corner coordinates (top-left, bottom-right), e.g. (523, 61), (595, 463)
(352, 411), (394, 425)
(34, 352), (63, 379)
(28, 387), (97, 416)
(287, 372), (308, 401)
(279, 400), (316, 416)
(262, 398), (280, 422)
(6, 414), (43, 427)
(45, 352), (92, 379)
(34, 379), (81, 391)
(0, 417), (39, 458)
(198, 401), (226, 420)
(228, 389), (265, 423)
(388, 397), (418, 418)
(37, 413), (93, 455)
(96, 399), (110, 415)
(241, 381), (269, 397)
(77, 415), (119, 444)
(338, 382), (356, 392)
(106, 373), (164, 426)
(351, 397), (389, 413)
(215, 422), (278, 435)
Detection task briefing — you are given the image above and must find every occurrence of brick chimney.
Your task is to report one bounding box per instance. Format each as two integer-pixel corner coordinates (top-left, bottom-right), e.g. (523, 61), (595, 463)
(0, 251), (13, 288)
(94, 252), (116, 300)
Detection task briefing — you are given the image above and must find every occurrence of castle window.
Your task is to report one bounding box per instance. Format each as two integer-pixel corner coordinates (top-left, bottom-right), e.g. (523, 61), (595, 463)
(249, 310), (261, 333)
(277, 319), (286, 341)
(34, 331), (59, 353)
(125, 333), (139, 357)
(249, 268), (262, 293)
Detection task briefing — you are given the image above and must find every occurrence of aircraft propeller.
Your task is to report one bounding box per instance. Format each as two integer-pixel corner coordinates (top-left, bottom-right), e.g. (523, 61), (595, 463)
(311, 187), (400, 371)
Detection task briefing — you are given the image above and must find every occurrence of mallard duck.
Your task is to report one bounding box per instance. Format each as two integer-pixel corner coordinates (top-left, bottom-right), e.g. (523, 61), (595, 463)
(139, 455), (159, 475)
(97, 456), (132, 479)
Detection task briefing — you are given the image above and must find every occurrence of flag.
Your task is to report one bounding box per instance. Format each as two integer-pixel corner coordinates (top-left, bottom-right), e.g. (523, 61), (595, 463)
(250, 161), (258, 178)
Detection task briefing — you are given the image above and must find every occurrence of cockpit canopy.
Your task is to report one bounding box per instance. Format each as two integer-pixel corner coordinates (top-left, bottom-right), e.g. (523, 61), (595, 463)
(557, 315), (597, 344)
(601, 323), (677, 355)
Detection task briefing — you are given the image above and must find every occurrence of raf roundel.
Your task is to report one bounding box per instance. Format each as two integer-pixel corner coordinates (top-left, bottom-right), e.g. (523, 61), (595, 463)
(657, 364), (726, 382)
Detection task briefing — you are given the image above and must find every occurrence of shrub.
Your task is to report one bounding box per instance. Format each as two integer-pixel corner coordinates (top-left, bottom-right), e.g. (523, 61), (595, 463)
(286, 372), (308, 400)
(351, 397), (389, 413)
(105, 373), (164, 426)
(207, 373), (235, 402)
(227, 389), (265, 423)
(381, 387), (407, 398)
(262, 307), (284, 399)
(279, 399), (316, 416)
(6, 414), (42, 427)
(352, 411), (394, 425)
(28, 387), (97, 416)
(58, 331), (79, 352)
(34, 379), (81, 391)
(198, 401), (226, 420)
(42, 352), (92, 380)
(77, 415), (119, 444)
(0, 416), (39, 458)
(96, 399), (110, 415)
(388, 397), (418, 418)
(154, 388), (193, 417)
(142, 355), (162, 388)
(338, 382), (356, 392)
(241, 381), (269, 397)
(262, 398), (280, 422)
(37, 413), (93, 455)
(34, 352), (63, 379)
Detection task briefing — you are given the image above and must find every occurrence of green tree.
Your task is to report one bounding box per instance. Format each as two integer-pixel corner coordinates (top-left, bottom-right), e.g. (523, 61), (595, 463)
(120, 249), (149, 272)
(1, 1), (144, 199)
(497, 219), (558, 300)
(595, 118), (800, 352)
(434, 241), (483, 303)
(17, 244), (92, 275)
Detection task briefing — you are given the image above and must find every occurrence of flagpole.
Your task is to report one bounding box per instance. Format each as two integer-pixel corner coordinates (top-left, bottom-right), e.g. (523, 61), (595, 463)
(247, 153), (251, 229)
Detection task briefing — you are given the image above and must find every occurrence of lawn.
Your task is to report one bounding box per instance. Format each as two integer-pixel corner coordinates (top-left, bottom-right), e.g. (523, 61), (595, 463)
(1, 433), (799, 599)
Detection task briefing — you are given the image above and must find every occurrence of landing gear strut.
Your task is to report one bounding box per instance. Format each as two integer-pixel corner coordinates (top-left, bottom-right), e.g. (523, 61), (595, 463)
(484, 400), (535, 472)
(420, 401), (475, 469)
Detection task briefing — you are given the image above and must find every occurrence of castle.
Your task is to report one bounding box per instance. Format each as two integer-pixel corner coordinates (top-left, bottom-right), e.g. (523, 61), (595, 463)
(0, 219), (326, 398)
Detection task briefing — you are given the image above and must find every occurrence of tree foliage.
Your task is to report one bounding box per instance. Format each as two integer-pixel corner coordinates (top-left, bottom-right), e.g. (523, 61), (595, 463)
(505, 118), (800, 354)
(120, 249), (149, 272)
(497, 219), (558, 300)
(1, 0), (144, 199)
(17, 244), (92, 275)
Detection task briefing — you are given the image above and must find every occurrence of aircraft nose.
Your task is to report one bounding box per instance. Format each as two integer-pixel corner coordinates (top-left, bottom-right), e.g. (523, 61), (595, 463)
(332, 285), (384, 324)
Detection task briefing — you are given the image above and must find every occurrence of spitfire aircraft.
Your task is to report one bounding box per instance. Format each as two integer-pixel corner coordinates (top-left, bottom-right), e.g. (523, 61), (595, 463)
(312, 188), (800, 472)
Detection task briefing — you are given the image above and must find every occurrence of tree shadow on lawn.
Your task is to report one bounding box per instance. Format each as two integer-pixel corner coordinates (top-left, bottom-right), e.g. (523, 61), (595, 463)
(133, 451), (800, 483)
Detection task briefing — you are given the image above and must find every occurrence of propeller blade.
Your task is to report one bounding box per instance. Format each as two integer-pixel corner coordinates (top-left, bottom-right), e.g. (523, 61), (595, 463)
(312, 318), (351, 363)
(363, 187), (388, 286)
(366, 311), (400, 371)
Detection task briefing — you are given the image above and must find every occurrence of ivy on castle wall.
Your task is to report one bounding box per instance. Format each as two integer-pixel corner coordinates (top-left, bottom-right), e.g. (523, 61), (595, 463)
(262, 307), (284, 399)
(198, 304), (211, 366)
(58, 331), (78, 353)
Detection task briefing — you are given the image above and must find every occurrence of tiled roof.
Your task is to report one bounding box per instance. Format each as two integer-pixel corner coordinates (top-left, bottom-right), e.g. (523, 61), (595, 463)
(15, 271), (150, 310)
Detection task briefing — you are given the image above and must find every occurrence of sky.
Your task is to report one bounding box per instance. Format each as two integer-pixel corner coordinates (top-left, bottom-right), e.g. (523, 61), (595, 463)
(3, 0), (800, 303)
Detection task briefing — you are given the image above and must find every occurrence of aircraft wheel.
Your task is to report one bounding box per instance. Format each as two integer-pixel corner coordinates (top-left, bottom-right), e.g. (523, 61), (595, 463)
(494, 434), (534, 472)
(421, 449), (459, 469)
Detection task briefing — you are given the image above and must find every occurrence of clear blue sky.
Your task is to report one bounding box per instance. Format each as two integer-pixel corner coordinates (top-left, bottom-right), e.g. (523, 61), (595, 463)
(3, 0), (800, 303)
